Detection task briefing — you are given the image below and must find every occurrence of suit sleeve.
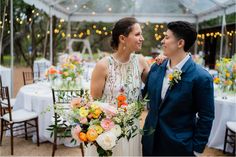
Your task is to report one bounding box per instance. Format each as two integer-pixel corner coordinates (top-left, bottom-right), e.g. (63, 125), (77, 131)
(193, 75), (215, 153)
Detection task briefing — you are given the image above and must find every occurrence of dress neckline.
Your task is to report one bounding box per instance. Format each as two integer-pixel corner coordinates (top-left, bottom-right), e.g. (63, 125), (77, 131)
(110, 54), (133, 65)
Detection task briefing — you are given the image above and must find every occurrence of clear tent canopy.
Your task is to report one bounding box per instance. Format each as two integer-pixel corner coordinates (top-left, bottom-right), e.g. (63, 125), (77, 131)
(22, 0), (236, 23)
(4, 0), (236, 97)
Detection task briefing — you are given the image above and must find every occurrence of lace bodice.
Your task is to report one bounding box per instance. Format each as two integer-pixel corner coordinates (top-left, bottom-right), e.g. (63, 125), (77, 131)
(101, 53), (142, 106)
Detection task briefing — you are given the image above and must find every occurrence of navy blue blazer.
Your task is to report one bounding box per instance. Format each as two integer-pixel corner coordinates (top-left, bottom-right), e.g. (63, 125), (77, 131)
(142, 57), (215, 156)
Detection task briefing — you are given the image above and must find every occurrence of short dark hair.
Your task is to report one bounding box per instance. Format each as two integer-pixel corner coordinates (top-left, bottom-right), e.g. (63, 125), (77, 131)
(167, 21), (197, 52)
(111, 17), (138, 50)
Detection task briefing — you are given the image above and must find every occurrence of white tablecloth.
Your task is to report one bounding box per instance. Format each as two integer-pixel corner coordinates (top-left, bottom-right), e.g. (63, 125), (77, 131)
(207, 94), (236, 152)
(13, 82), (54, 143)
(0, 65), (12, 97)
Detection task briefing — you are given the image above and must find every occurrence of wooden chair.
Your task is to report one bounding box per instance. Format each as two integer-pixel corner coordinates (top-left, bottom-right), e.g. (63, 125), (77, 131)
(51, 89), (85, 157)
(0, 76), (15, 114)
(0, 86), (39, 155)
(223, 121), (236, 155)
(22, 71), (40, 85)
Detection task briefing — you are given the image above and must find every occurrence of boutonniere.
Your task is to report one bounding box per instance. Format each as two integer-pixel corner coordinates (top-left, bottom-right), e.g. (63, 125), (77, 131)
(168, 69), (182, 89)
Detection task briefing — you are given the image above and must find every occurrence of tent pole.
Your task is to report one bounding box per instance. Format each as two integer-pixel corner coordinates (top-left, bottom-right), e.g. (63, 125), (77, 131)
(194, 17), (199, 55)
(219, 9), (226, 59)
(50, 6), (53, 64)
(10, 0), (14, 97)
(66, 16), (71, 52)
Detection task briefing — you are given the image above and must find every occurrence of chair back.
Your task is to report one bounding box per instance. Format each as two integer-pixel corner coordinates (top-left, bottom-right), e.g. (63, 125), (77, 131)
(51, 88), (86, 126)
(23, 71), (39, 85)
(0, 75), (2, 89)
(0, 86), (12, 120)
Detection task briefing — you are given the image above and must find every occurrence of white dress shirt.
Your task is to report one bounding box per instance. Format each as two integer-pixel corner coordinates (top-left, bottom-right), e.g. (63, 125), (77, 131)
(161, 54), (191, 100)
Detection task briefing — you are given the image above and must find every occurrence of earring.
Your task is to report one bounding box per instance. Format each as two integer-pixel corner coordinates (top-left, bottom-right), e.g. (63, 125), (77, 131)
(123, 46), (126, 50)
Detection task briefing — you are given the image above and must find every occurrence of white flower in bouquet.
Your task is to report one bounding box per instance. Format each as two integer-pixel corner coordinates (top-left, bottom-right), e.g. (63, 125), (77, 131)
(96, 131), (117, 150)
(110, 125), (122, 137)
(113, 117), (121, 123)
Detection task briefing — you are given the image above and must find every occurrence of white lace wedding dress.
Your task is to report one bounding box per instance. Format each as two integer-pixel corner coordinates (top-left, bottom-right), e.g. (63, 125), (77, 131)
(85, 53), (142, 156)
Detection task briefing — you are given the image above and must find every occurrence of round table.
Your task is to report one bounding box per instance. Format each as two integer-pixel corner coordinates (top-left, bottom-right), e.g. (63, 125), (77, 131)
(13, 82), (54, 143)
(207, 94), (236, 152)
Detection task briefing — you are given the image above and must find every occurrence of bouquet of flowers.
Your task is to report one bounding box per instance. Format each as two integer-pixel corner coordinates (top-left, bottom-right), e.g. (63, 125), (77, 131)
(69, 88), (146, 156)
(214, 54), (236, 92)
(45, 53), (83, 89)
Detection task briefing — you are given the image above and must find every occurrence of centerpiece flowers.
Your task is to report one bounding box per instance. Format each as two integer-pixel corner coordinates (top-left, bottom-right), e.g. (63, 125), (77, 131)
(70, 88), (146, 156)
(214, 54), (236, 93)
(45, 53), (83, 89)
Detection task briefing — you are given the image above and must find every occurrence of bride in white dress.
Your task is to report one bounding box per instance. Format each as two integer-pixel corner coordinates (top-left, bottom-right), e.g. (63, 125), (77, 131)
(88, 17), (149, 156)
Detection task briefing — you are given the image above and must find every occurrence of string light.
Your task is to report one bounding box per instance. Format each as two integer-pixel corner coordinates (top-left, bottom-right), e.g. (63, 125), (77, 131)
(60, 19), (65, 23)
(92, 12), (96, 15)
(27, 35), (30, 39)
(103, 27), (106, 30)
(37, 34), (40, 38)
(86, 29), (91, 35)
(61, 32), (66, 37)
(108, 7), (112, 12)
(32, 10), (35, 13)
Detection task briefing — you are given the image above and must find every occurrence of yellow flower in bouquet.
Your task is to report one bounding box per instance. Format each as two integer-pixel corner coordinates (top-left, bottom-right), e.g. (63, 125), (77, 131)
(79, 107), (89, 117)
(225, 72), (230, 78)
(90, 125), (104, 135)
(92, 108), (102, 118)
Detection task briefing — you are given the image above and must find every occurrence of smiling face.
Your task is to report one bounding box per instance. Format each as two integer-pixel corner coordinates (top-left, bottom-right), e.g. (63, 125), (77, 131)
(122, 23), (144, 52)
(161, 29), (182, 57)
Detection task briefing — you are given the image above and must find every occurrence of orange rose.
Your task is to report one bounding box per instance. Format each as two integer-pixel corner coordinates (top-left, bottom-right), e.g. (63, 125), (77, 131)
(86, 129), (98, 142)
(117, 94), (126, 102)
(48, 67), (58, 75)
(79, 132), (87, 142)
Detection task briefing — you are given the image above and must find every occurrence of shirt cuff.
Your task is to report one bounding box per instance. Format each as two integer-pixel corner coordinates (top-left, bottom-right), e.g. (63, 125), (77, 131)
(193, 151), (202, 156)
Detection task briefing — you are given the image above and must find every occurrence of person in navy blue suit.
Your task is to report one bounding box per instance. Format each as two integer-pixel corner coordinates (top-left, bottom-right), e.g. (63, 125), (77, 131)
(142, 21), (214, 156)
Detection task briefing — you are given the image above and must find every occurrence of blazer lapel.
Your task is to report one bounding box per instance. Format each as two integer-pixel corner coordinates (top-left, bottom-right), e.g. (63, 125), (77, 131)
(159, 57), (194, 110)
(155, 60), (168, 109)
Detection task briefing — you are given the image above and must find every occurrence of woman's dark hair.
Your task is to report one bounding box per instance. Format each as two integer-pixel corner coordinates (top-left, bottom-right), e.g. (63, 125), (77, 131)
(167, 21), (197, 52)
(110, 17), (138, 50)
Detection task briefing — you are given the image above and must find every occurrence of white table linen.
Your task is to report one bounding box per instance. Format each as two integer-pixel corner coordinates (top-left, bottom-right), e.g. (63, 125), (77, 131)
(207, 94), (236, 152)
(0, 65), (12, 97)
